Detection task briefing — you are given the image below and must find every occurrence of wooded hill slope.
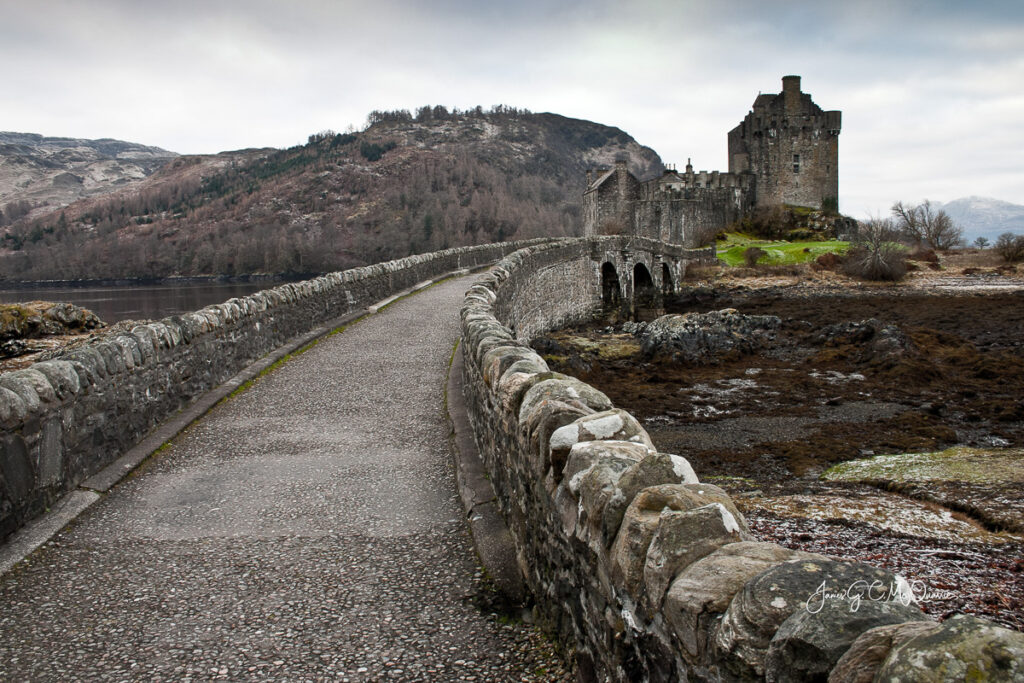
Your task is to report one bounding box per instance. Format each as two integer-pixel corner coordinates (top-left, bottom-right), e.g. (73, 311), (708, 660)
(0, 108), (662, 280)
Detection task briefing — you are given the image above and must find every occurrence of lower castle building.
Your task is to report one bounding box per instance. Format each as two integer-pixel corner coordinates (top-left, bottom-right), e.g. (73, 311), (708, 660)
(583, 75), (841, 245)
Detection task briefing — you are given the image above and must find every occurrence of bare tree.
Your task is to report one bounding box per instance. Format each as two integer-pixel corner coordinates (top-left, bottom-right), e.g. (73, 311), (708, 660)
(891, 200), (963, 250)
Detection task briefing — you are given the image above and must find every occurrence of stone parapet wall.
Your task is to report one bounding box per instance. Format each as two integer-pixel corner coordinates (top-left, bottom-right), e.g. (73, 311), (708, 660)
(0, 239), (551, 542)
(460, 237), (1024, 681)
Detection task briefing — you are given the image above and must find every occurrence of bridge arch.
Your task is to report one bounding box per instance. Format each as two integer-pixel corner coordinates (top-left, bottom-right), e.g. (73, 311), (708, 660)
(662, 262), (673, 296)
(633, 262), (659, 320)
(601, 262), (621, 313)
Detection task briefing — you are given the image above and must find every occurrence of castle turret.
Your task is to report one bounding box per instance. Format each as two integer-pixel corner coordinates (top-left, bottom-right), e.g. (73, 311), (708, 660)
(727, 75), (840, 210)
(782, 75), (801, 115)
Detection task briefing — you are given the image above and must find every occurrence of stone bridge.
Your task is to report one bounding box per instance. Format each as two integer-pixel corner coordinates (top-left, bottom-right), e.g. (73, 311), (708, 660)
(0, 237), (1019, 681)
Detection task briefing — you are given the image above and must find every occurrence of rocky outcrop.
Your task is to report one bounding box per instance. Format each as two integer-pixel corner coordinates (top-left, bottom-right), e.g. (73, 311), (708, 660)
(813, 318), (913, 367)
(0, 302), (105, 342)
(638, 309), (781, 364)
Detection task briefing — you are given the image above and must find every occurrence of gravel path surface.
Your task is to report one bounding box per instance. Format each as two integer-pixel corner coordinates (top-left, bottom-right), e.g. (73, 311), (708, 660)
(0, 276), (568, 682)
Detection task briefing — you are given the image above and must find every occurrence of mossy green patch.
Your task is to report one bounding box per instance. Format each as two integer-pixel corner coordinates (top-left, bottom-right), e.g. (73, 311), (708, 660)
(822, 447), (1024, 485)
(564, 334), (640, 361)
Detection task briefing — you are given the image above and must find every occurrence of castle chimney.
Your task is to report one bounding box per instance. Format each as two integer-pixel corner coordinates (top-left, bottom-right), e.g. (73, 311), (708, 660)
(685, 158), (693, 174)
(783, 75), (801, 115)
(586, 169), (593, 186)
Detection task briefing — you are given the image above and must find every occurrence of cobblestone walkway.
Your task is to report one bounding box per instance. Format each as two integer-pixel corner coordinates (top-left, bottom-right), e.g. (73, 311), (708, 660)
(0, 277), (567, 682)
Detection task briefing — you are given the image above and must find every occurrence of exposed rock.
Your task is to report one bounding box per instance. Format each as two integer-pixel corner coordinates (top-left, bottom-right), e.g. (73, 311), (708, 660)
(621, 321), (648, 336)
(765, 599), (928, 682)
(0, 131), (176, 213)
(665, 542), (825, 666)
(640, 309), (780, 364)
(813, 318), (913, 367)
(828, 621), (943, 683)
(0, 339), (27, 358)
(0, 301), (105, 343)
(715, 559), (906, 678)
(874, 614), (1024, 682)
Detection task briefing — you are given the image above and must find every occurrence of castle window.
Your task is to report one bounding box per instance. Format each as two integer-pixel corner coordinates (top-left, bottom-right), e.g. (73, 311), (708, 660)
(793, 154), (800, 173)
(793, 164), (800, 173)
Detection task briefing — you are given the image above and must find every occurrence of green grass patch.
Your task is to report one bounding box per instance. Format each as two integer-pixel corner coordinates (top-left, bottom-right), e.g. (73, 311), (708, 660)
(716, 232), (848, 267)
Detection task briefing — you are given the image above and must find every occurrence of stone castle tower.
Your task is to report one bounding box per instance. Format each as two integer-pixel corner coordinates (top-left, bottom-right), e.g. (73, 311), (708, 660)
(583, 76), (841, 245)
(728, 75), (841, 210)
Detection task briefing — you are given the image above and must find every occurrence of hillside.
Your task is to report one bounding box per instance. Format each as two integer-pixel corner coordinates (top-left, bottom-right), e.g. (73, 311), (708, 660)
(935, 196), (1024, 243)
(0, 108), (662, 280)
(0, 133), (177, 222)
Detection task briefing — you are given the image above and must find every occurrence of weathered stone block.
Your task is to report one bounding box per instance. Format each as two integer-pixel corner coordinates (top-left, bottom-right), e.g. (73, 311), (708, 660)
(522, 399), (595, 476)
(827, 621), (941, 683)
(130, 325), (158, 362)
(601, 455), (709, 550)
(112, 335), (142, 369)
(665, 542), (824, 665)
(563, 440), (649, 488)
(0, 372), (49, 412)
(518, 378), (612, 426)
(716, 559), (904, 679)
(496, 369), (562, 416)
(33, 361), (80, 399)
(873, 613), (1024, 682)
(573, 449), (646, 549)
(0, 434), (33, 502)
(0, 386), (28, 428)
(644, 503), (752, 614)
(549, 409), (655, 479)
(765, 599), (928, 682)
(481, 345), (536, 387)
(610, 483), (740, 601)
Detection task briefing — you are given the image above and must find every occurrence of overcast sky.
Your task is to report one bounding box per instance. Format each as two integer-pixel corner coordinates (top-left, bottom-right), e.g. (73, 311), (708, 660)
(4, 0), (1022, 217)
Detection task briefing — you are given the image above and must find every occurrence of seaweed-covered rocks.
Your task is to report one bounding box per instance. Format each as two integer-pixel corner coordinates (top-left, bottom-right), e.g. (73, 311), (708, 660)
(813, 318), (913, 367)
(639, 309), (781, 364)
(0, 301), (105, 343)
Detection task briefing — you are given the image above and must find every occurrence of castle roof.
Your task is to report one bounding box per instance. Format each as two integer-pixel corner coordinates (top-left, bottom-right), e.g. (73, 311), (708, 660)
(649, 171), (687, 189)
(587, 168), (617, 192)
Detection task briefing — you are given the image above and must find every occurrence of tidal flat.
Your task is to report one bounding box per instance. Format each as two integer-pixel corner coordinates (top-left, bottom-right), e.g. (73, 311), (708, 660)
(534, 284), (1024, 630)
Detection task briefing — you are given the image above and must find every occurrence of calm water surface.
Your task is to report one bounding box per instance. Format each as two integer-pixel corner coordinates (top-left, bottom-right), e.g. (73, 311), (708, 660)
(0, 281), (296, 324)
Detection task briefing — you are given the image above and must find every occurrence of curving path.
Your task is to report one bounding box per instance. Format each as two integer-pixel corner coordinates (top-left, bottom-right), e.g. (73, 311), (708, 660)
(0, 276), (566, 682)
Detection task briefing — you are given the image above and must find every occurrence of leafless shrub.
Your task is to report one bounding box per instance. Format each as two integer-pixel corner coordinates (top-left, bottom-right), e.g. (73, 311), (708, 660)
(842, 217), (907, 281)
(995, 232), (1024, 263)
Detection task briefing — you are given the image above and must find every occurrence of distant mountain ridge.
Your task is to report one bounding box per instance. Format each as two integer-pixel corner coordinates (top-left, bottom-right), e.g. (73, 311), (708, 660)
(0, 132), (177, 219)
(0, 109), (662, 280)
(933, 196), (1024, 243)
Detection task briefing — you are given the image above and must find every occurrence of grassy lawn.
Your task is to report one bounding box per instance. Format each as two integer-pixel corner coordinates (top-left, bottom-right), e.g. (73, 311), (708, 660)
(716, 232), (849, 266)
